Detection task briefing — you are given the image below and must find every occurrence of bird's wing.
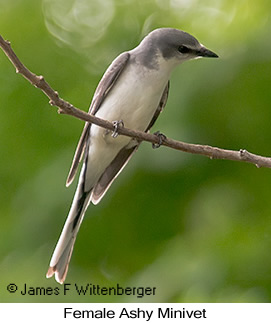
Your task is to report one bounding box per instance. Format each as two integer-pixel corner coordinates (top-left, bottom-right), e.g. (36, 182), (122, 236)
(66, 52), (130, 187)
(146, 81), (169, 132)
(91, 81), (170, 204)
(91, 144), (138, 204)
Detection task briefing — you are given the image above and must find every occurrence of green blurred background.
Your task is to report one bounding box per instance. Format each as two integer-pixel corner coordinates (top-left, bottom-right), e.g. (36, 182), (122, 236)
(1, 0), (271, 302)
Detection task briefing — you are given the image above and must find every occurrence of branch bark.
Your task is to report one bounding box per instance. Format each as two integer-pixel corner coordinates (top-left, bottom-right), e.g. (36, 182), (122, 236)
(1, 34), (271, 168)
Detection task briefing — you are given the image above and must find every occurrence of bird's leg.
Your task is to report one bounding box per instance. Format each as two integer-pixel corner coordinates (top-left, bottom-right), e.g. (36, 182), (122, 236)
(112, 119), (124, 138)
(152, 131), (167, 149)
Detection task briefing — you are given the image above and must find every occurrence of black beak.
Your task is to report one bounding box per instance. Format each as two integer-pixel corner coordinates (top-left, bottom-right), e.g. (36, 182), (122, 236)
(197, 47), (219, 58)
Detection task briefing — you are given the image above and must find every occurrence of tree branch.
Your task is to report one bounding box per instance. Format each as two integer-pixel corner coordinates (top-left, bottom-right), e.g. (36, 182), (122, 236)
(1, 34), (271, 168)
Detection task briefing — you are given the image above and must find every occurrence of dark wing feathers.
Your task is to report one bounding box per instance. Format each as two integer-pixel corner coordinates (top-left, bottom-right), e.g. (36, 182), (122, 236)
(66, 52), (130, 186)
(89, 52), (130, 115)
(66, 123), (90, 187)
(91, 145), (138, 204)
(146, 81), (169, 132)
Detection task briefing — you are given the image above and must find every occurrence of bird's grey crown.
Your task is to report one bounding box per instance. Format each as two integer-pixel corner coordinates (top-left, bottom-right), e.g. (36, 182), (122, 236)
(146, 28), (200, 50)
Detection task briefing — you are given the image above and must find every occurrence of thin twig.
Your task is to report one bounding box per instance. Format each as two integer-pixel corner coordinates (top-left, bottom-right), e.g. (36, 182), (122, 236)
(1, 34), (271, 168)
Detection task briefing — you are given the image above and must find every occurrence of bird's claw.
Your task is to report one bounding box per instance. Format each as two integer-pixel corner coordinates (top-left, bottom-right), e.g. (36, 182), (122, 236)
(112, 120), (124, 138)
(152, 131), (166, 149)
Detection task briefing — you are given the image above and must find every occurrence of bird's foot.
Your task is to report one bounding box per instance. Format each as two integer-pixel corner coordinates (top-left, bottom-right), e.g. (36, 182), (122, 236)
(152, 131), (166, 149)
(112, 120), (124, 138)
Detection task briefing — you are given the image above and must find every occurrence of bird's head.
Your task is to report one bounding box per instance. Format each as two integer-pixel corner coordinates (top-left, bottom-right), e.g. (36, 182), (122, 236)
(138, 28), (218, 69)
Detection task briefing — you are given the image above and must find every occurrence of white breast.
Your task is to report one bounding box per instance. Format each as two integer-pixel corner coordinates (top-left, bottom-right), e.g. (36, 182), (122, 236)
(94, 61), (170, 131)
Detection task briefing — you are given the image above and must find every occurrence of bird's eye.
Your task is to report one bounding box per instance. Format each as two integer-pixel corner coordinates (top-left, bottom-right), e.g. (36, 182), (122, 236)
(178, 45), (190, 54)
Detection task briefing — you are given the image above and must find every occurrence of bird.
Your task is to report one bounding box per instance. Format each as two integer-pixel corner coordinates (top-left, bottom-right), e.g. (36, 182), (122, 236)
(46, 27), (218, 284)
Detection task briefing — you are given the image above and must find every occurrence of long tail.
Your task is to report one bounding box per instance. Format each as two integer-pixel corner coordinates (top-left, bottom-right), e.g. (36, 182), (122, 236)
(46, 165), (92, 284)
